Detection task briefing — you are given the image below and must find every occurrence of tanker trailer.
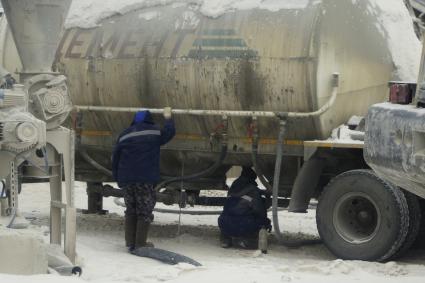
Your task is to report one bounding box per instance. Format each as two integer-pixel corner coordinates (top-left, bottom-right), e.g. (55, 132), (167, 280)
(1, 0), (422, 261)
(59, 0), (393, 187)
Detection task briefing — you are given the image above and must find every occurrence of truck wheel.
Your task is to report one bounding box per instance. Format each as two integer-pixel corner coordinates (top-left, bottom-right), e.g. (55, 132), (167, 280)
(413, 200), (425, 249)
(392, 191), (422, 259)
(316, 170), (409, 261)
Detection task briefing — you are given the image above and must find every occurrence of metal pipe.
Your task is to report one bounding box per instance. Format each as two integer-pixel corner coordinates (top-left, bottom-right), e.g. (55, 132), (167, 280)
(154, 208), (222, 215)
(115, 199), (289, 215)
(283, 73), (340, 119)
(250, 116), (273, 195)
(75, 106), (277, 118)
(113, 198), (222, 215)
(74, 73), (340, 119)
(271, 120), (321, 247)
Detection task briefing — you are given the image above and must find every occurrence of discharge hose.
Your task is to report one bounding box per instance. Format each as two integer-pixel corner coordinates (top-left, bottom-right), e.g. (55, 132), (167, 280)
(154, 116), (229, 191)
(154, 142), (228, 191)
(79, 148), (113, 177)
(271, 120), (321, 247)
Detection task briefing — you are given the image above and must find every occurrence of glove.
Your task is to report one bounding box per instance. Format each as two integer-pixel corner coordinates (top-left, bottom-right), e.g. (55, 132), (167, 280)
(163, 107), (172, 119)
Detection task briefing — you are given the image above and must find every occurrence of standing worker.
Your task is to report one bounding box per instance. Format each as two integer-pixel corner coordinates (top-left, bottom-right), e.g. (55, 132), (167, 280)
(112, 108), (175, 252)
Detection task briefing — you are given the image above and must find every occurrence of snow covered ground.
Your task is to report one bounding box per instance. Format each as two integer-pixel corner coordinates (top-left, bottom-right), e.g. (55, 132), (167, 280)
(0, 0), (423, 281)
(0, 181), (425, 283)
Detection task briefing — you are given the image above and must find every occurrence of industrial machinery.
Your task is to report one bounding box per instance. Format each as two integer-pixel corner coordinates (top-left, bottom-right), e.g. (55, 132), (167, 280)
(0, 0), (76, 263)
(0, 0), (423, 262)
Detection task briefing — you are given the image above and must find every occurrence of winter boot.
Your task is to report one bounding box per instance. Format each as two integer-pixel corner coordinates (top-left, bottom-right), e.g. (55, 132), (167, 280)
(125, 214), (137, 252)
(233, 233), (259, 250)
(220, 233), (232, 248)
(135, 219), (154, 248)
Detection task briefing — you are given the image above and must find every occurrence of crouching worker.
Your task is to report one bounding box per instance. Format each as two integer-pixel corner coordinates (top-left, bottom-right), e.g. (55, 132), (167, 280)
(112, 108), (175, 252)
(218, 167), (272, 249)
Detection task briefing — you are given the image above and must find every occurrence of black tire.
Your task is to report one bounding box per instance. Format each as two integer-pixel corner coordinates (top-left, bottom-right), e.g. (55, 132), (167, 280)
(413, 199), (425, 249)
(316, 170), (409, 262)
(392, 191), (422, 259)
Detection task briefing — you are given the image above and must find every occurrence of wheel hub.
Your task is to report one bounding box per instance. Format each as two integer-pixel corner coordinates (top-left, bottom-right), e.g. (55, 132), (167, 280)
(333, 192), (381, 244)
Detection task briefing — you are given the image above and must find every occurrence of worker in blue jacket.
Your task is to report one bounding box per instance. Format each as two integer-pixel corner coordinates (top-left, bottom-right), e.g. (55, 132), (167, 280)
(112, 108), (175, 251)
(218, 167), (272, 249)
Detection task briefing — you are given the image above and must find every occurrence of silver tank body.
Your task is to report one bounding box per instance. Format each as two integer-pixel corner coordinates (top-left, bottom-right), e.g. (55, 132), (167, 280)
(0, 0), (394, 186)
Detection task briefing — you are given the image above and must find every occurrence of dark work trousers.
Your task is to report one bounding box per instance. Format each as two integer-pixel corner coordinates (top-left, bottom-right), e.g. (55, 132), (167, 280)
(123, 183), (157, 222)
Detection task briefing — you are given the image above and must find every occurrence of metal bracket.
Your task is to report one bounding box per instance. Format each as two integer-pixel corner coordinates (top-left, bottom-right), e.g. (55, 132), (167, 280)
(8, 160), (17, 218)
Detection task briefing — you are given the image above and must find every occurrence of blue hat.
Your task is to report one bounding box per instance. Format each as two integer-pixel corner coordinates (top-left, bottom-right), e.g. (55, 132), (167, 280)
(134, 111), (147, 123)
(132, 110), (152, 125)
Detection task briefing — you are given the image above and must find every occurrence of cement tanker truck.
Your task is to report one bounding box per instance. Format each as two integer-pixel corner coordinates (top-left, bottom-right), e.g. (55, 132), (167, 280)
(0, 0), (423, 262)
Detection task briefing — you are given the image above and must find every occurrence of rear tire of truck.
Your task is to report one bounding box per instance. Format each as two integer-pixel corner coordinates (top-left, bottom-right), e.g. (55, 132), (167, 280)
(391, 191), (422, 259)
(316, 170), (409, 262)
(413, 200), (425, 249)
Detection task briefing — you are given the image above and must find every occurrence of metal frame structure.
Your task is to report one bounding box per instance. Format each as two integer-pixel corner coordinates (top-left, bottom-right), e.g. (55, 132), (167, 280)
(0, 0), (76, 263)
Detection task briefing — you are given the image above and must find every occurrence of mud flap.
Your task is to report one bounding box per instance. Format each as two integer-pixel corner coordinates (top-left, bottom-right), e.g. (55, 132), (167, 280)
(132, 247), (202, 267)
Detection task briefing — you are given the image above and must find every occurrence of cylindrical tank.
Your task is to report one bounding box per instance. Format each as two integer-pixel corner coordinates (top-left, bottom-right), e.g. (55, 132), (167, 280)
(0, 0), (405, 186)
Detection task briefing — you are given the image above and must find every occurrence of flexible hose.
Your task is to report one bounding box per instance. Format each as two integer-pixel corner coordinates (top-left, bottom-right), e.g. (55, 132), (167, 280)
(132, 247), (202, 266)
(250, 119), (273, 195)
(270, 120), (321, 247)
(154, 143), (228, 191)
(79, 148), (113, 177)
(78, 137), (228, 190)
(79, 143), (228, 188)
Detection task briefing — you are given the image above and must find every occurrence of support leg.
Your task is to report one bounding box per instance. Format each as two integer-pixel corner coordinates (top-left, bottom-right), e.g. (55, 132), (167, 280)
(49, 152), (62, 245)
(63, 131), (76, 263)
(65, 206), (76, 263)
(47, 128), (76, 263)
(0, 198), (7, 216)
(84, 182), (107, 214)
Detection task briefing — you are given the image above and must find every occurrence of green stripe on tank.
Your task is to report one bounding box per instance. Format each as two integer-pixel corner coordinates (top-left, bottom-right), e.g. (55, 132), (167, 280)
(187, 49), (258, 59)
(193, 38), (247, 47)
(201, 29), (237, 36)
